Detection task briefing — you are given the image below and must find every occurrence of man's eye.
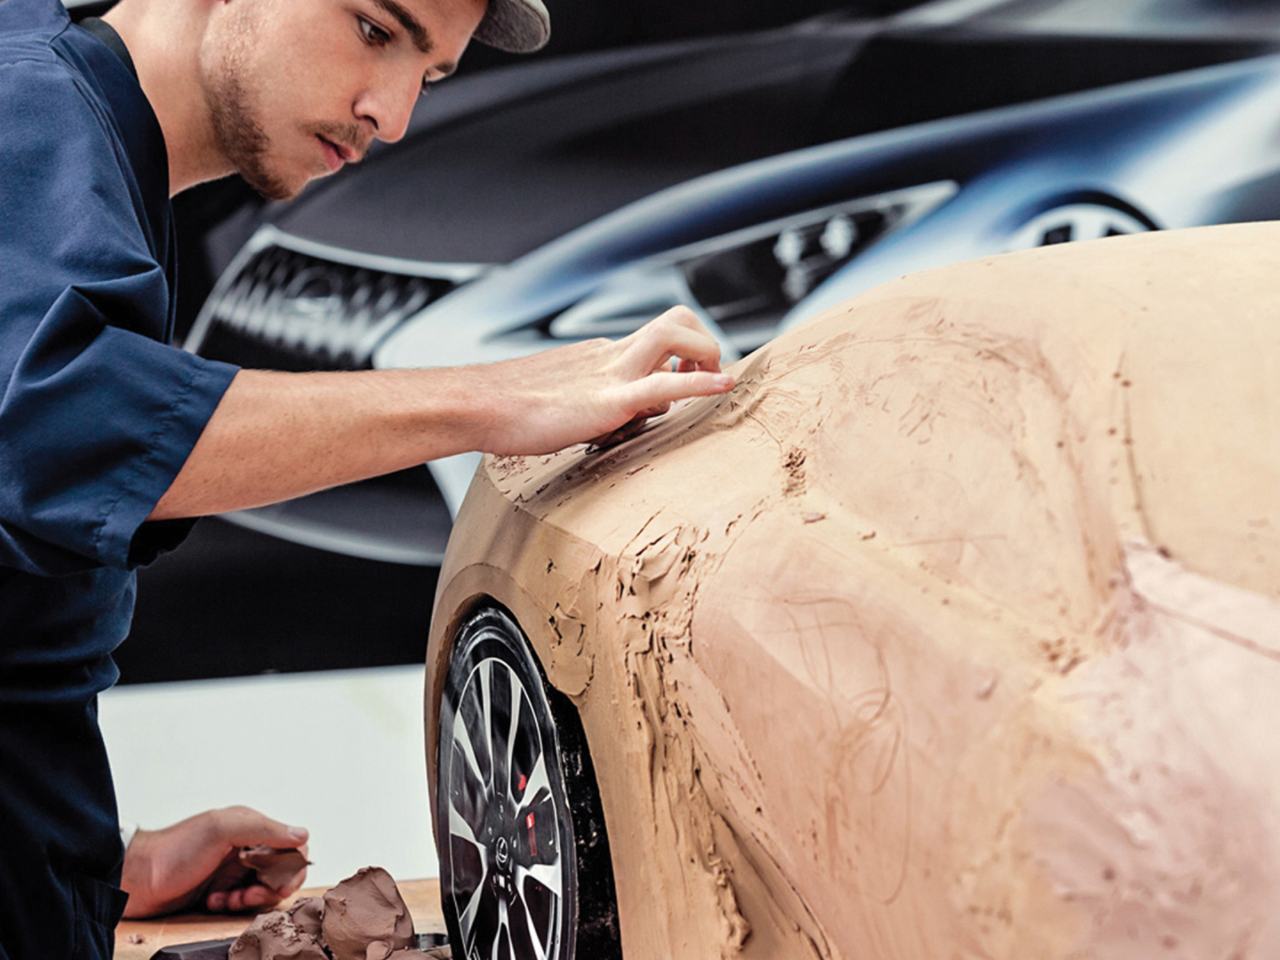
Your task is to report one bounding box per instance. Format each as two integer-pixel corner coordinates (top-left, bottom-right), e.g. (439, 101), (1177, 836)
(359, 17), (391, 46)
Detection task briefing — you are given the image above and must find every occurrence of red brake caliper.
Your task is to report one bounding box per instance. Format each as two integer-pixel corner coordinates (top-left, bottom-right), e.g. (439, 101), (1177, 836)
(517, 773), (537, 858)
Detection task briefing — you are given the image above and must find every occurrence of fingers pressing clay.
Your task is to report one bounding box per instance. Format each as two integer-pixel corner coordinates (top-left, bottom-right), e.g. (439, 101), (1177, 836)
(238, 846), (312, 891)
(625, 314), (723, 376)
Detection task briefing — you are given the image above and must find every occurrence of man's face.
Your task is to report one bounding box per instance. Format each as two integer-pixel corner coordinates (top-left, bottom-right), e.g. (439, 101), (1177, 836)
(199, 0), (486, 200)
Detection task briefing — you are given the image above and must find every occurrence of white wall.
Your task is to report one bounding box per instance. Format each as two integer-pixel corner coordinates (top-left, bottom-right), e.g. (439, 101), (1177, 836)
(99, 665), (438, 888)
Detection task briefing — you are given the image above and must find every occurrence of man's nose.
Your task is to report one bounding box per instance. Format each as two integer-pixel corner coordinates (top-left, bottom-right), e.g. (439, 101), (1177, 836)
(355, 80), (418, 144)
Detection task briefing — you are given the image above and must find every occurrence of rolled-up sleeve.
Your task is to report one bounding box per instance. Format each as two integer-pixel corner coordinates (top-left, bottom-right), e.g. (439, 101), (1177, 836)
(0, 58), (238, 575)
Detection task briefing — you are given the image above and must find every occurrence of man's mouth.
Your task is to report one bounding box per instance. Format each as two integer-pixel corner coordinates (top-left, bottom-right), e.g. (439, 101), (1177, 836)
(317, 135), (356, 173)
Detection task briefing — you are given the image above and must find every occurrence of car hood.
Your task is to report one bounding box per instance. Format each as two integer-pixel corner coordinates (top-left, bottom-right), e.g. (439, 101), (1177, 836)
(255, 0), (1279, 267)
(374, 52), (1280, 370)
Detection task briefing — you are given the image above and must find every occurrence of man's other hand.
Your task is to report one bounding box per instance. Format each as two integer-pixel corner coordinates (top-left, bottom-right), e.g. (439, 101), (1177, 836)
(120, 806), (310, 918)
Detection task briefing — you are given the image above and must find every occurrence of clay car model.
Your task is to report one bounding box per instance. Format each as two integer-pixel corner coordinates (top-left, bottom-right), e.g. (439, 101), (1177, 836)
(424, 223), (1280, 959)
(182, 0), (1280, 566)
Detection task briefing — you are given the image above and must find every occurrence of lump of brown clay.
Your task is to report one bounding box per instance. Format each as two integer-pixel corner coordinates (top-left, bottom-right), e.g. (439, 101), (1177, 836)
(228, 912), (328, 960)
(321, 867), (416, 960)
(238, 846), (311, 891)
(229, 867), (424, 960)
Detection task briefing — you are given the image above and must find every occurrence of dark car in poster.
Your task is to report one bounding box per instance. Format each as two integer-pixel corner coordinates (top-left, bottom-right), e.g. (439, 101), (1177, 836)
(181, 0), (1280, 569)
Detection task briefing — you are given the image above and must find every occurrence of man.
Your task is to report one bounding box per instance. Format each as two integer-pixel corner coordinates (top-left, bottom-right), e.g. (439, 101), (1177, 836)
(0, 0), (733, 954)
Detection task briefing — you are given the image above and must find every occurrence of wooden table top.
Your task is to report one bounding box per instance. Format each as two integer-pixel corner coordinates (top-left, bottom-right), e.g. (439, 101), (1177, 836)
(115, 878), (445, 960)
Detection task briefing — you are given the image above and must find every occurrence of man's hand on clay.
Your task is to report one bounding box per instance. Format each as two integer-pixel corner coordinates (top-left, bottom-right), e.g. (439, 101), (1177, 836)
(149, 307), (735, 522)
(475, 306), (735, 456)
(120, 806), (310, 918)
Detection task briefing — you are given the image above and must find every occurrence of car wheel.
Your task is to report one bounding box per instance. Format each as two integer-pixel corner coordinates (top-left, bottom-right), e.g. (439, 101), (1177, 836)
(1006, 201), (1153, 250)
(436, 606), (621, 960)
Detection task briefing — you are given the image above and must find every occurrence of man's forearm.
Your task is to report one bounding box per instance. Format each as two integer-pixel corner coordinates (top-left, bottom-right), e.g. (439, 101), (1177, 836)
(149, 366), (489, 520)
(149, 310), (735, 521)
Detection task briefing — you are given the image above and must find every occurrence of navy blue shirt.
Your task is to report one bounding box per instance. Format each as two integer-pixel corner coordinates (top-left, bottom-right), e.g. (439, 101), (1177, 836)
(0, 0), (239, 953)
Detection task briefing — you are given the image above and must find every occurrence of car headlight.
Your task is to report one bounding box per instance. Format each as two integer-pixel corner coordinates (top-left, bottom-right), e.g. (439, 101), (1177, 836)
(546, 180), (957, 356)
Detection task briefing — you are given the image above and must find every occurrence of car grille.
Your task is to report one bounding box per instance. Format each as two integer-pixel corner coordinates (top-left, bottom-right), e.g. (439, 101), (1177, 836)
(186, 227), (482, 371)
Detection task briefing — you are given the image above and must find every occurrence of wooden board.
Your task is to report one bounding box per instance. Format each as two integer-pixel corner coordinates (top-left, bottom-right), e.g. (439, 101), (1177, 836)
(115, 879), (444, 960)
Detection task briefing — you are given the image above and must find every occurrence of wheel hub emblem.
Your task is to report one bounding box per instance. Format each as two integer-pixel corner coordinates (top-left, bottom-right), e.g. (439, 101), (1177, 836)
(495, 836), (510, 870)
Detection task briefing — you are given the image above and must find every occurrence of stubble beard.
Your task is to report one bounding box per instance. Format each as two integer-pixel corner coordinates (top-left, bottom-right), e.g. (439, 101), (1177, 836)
(203, 67), (366, 203)
(204, 67), (296, 202)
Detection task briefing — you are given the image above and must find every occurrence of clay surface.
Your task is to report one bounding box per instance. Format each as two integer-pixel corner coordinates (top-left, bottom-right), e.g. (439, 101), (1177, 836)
(238, 846), (311, 891)
(285, 897), (325, 939)
(228, 912), (328, 960)
(428, 223), (1280, 958)
(229, 868), (416, 960)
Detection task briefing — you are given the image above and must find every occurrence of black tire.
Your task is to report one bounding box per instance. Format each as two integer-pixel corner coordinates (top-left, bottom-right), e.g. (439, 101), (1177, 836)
(436, 606), (621, 960)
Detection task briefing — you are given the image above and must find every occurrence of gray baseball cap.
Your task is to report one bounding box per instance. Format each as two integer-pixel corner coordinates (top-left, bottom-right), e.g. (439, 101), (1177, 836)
(474, 0), (550, 52)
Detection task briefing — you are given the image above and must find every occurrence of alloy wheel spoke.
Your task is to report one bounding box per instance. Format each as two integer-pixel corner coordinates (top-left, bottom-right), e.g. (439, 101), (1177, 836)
(480, 661), (495, 794)
(512, 875), (554, 960)
(492, 896), (512, 960)
(453, 706), (487, 790)
(505, 670), (524, 805)
(515, 857), (563, 898)
(448, 798), (483, 848)
(457, 874), (488, 947)
(449, 802), (489, 945)
(506, 885), (552, 960)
